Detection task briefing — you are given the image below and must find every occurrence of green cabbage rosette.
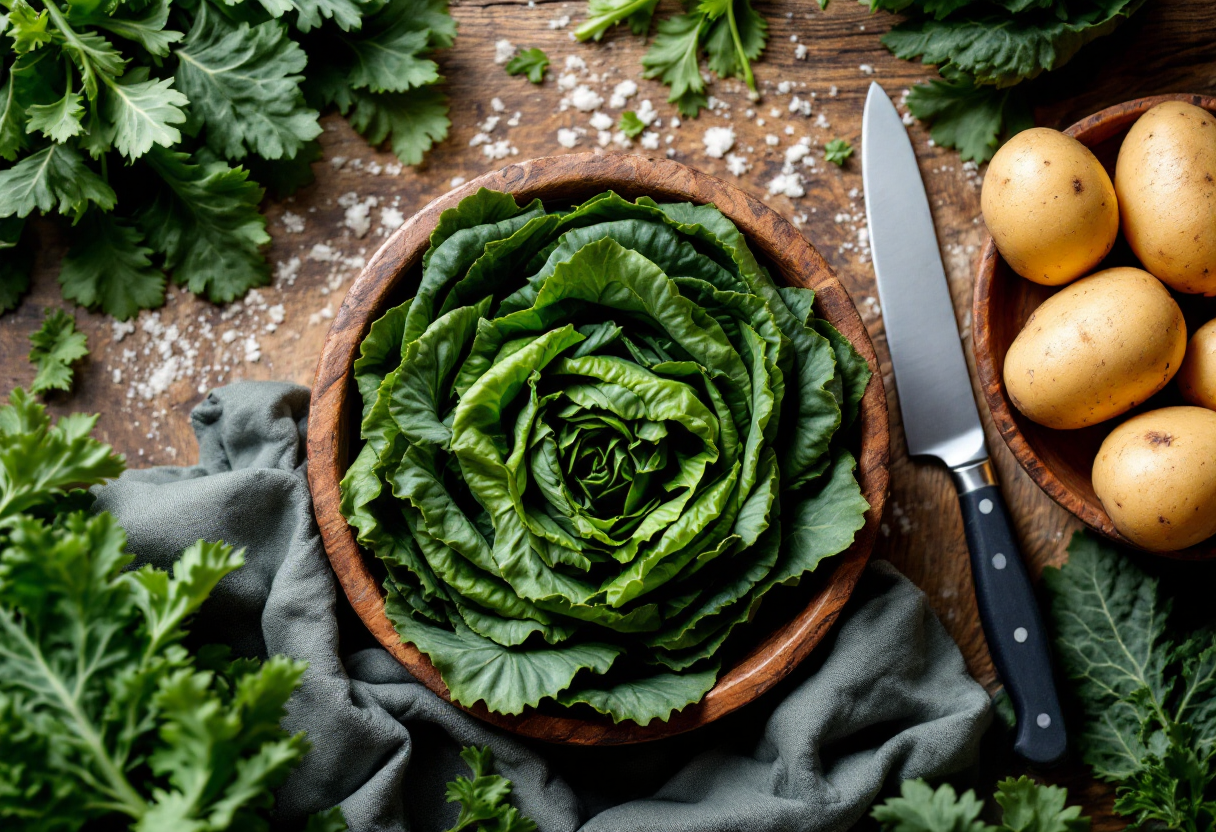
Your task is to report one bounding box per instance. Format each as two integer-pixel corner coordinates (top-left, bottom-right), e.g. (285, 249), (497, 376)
(341, 189), (872, 725)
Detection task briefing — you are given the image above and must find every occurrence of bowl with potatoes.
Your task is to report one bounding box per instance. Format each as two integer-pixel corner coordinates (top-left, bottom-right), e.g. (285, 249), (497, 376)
(973, 94), (1216, 559)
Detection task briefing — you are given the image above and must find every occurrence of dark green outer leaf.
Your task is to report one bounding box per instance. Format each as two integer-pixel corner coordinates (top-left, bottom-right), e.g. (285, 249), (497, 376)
(1044, 533), (1173, 780)
(59, 211), (165, 320)
(556, 663), (719, 725)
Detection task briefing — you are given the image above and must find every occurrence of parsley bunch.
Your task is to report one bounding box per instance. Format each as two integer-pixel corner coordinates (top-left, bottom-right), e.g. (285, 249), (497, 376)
(444, 746), (536, 832)
(857, 0), (1151, 162)
(0, 0), (455, 319)
(1045, 533), (1216, 831)
(575, 0), (767, 116)
(0, 388), (331, 830)
(872, 776), (1090, 832)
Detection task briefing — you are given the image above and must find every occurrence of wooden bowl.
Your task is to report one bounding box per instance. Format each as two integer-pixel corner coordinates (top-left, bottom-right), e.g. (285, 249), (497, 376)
(973, 94), (1216, 561)
(307, 152), (891, 743)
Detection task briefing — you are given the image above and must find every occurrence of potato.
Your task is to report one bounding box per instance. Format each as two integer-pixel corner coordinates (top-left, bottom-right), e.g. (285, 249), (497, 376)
(1116, 101), (1216, 295)
(1093, 406), (1216, 551)
(1178, 318), (1216, 409)
(1003, 267), (1186, 429)
(982, 127), (1119, 286)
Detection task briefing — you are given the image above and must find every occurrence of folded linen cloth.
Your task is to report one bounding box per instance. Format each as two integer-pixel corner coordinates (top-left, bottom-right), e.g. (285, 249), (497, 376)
(93, 382), (991, 832)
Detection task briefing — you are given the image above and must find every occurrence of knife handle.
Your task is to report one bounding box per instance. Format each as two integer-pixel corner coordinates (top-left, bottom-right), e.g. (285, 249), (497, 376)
(952, 461), (1067, 767)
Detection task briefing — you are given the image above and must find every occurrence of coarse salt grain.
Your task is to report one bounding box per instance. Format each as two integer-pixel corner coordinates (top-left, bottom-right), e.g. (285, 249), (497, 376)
(860, 64), (874, 75)
(565, 55), (587, 71)
(557, 128), (581, 148)
(725, 153), (750, 176)
(640, 131), (660, 150)
(795, 44), (807, 60)
(558, 73), (579, 90)
(451, 176), (467, 187)
(281, 211), (305, 233)
(785, 143), (811, 165)
(609, 79), (637, 108)
(491, 97), (505, 113)
(380, 207), (405, 232)
(702, 126), (735, 158)
(765, 134), (779, 146)
(549, 14), (570, 28)
(589, 111), (613, 131)
(494, 39), (514, 64)
(635, 99), (657, 125)
(570, 86), (604, 111)
(483, 140), (515, 160)
(767, 173), (805, 198)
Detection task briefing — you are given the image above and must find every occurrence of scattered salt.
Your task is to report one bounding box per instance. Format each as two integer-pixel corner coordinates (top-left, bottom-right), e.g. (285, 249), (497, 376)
(494, 39), (514, 64)
(557, 128), (581, 148)
(570, 86), (604, 112)
(702, 126), (735, 158)
(281, 212), (305, 234)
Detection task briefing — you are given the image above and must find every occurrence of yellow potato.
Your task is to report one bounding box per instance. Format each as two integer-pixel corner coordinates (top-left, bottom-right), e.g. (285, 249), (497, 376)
(1003, 267), (1186, 429)
(1178, 318), (1216, 410)
(982, 127), (1119, 286)
(1116, 101), (1216, 295)
(1093, 406), (1216, 551)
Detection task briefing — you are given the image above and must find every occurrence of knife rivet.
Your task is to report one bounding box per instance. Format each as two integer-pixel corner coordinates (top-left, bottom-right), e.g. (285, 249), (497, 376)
(1036, 713), (1052, 729)
(1014, 627), (1028, 643)
(979, 498), (994, 515)
(992, 553), (1007, 570)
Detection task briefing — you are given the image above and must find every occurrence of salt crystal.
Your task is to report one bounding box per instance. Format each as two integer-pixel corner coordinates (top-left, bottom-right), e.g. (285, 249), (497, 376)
(570, 86), (604, 112)
(725, 153), (750, 176)
(557, 128), (581, 148)
(589, 111), (614, 131)
(451, 176), (467, 187)
(281, 211), (305, 234)
(767, 173), (805, 198)
(859, 64), (874, 75)
(491, 97), (506, 113)
(565, 55), (587, 71)
(765, 134), (779, 147)
(635, 99), (656, 125)
(380, 207), (405, 232)
(609, 79), (637, 108)
(549, 14), (570, 28)
(494, 39), (514, 64)
(640, 131), (659, 150)
(702, 126), (735, 159)
(795, 44), (807, 60)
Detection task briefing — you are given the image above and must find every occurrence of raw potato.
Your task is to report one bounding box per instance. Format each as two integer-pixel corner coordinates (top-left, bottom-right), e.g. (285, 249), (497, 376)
(982, 127), (1119, 286)
(1116, 101), (1216, 295)
(1093, 406), (1216, 551)
(1178, 318), (1216, 409)
(1003, 267), (1186, 429)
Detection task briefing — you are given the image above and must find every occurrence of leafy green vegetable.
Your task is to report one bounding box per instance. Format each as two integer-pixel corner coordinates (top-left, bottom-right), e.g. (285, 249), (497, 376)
(824, 138), (853, 166)
(444, 746), (536, 832)
(505, 47), (549, 84)
(0, 0), (457, 319)
(871, 776), (1089, 832)
(851, 0), (1150, 161)
(618, 110), (645, 138)
(27, 307), (88, 395)
(341, 188), (871, 724)
(1045, 532), (1216, 832)
(0, 389), (318, 830)
(578, 0), (766, 117)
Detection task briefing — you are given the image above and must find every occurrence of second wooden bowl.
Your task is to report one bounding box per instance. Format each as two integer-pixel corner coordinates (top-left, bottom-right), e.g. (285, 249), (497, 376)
(973, 93), (1216, 560)
(307, 152), (891, 744)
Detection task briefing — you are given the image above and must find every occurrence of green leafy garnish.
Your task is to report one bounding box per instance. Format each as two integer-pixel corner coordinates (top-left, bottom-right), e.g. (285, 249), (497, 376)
(824, 138), (853, 166)
(872, 776), (1090, 832)
(444, 746), (536, 832)
(579, 0), (766, 117)
(851, 0), (1150, 161)
(341, 188), (871, 724)
(0, 0), (456, 318)
(28, 307), (88, 395)
(0, 389), (317, 830)
(1045, 532), (1216, 831)
(505, 47), (549, 84)
(618, 110), (645, 138)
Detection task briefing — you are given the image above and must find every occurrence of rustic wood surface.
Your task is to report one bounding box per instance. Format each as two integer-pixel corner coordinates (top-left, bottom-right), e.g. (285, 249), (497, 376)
(307, 151), (891, 744)
(4, 0), (1216, 824)
(974, 94), (1216, 563)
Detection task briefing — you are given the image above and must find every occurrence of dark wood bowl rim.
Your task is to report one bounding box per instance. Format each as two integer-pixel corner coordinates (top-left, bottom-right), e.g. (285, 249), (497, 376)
(307, 152), (891, 744)
(972, 93), (1216, 561)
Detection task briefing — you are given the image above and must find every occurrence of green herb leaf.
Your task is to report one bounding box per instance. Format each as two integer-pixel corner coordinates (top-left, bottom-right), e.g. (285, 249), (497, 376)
(25, 89), (85, 143)
(139, 147), (270, 303)
(0, 386), (123, 524)
(28, 308), (88, 395)
(0, 142), (116, 221)
(289, 0), (368, 33)
(60, 211), (165, 320)
(443, 746), (537, 832)
(575, 0), (660, 41)
(103, 71), (188, 159)
(642, 13), (709, 117)
(345, 85), (450, 166)
(824, 137), (853, 165)
(6, 1), (51, 53)
(905, 71), (1032, 163)
(994, 776), (1090, 832)
(871, 779), (993, 832)
(617, 110), (645, 138)
(1044, 533), (1172, 780)
(84, 0), (183, 59)
(305, 806), (350, 832)
(505, 47), (549, 84)
(0, 216), (33, 312)
(175, 6), (322, 161)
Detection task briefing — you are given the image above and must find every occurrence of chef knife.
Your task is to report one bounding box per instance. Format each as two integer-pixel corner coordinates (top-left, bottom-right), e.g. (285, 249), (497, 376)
(861, 82), (1067, 766)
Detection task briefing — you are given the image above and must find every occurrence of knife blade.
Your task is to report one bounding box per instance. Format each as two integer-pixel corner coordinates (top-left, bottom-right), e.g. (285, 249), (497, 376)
(861, 82), (1067, 766)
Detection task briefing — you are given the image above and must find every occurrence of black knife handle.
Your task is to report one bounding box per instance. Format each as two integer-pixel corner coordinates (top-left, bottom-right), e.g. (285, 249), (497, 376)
(953, 465), (1067, 766)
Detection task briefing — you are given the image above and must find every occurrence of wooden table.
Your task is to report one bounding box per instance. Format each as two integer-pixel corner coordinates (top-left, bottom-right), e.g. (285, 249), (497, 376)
(3, 0), (1214, 825)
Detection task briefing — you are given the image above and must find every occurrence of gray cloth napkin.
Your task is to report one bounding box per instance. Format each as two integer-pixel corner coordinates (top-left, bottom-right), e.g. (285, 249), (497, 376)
(93, 381), (991, 832)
